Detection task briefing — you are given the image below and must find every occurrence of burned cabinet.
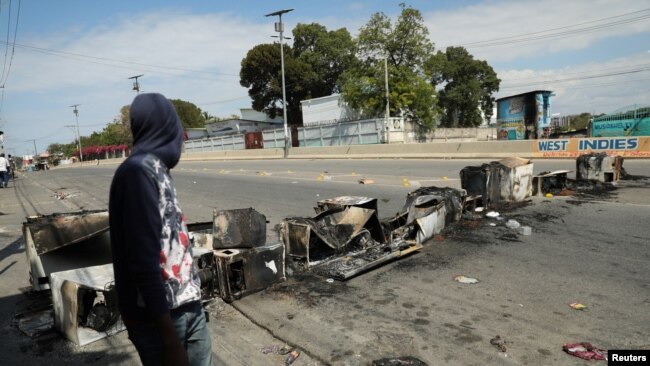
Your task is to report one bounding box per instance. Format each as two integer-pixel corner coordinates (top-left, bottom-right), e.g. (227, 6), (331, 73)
(460, 157), (533, 207)
(576, 153), (623, 182)
(213, 243), (285, 303)
(280, 195), (429, 280)
(50, 264), (123, 346)
(23, 210), (112, 291)
(212, 208), (267, 249)
(385, 187), (466, 244)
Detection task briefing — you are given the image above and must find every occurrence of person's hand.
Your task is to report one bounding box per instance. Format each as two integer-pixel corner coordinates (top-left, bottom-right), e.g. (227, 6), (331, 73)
(163, 341), (189, 366)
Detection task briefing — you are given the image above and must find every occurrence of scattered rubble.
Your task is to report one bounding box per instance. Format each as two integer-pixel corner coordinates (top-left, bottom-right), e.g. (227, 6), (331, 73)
(372, 356), (428, 365)
(490, 335), (508, 352)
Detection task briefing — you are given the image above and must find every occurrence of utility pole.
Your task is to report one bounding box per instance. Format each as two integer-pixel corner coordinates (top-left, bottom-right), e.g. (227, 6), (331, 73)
(25, 139), (37, 156)
(69, 104), (83, 165)
(384, 57), (390, 144)
(129, 74), (143, 94)
(265, 9), (294, 158)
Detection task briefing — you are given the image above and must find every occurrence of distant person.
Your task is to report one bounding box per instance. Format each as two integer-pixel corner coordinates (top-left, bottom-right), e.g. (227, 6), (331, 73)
(109, 93), (213, 366)
(0, 153), (8, 188)
(7, 154), (15, 179)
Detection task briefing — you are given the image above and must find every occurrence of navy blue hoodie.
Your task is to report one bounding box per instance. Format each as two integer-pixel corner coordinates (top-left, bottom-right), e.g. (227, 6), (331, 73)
(109, 93), (200, 322)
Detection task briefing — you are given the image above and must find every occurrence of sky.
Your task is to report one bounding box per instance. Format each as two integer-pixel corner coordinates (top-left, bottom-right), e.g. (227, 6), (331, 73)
(0, 0), (648, 156)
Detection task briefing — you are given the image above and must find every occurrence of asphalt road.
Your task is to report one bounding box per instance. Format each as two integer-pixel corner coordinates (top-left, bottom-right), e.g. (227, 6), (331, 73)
(1, 158), (649, 365)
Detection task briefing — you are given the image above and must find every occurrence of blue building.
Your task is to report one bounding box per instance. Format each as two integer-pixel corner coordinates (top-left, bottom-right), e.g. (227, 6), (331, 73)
(496, 90), (553, 140)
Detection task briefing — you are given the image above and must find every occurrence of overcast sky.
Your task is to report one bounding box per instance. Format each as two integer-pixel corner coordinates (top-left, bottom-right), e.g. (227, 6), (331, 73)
(1, 0), (649, 156)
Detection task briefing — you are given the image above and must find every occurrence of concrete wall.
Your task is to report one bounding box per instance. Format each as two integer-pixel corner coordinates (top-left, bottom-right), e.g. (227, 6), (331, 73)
(179, 137), (649, 160)
(404, 126), (498, 143)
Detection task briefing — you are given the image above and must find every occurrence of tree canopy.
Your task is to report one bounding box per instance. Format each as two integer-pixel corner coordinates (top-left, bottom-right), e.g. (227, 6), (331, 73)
(429, 46), (500, 127)
(340, 4), (438, 126)
(170, 99), (206, 129)
(240, 23), (356, 126)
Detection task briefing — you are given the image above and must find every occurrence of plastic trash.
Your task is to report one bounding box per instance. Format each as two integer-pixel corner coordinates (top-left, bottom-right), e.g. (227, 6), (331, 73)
(545, 193), (553, 198)
(506, 219), (521, 229)
(485, 211), (500, 218)
(520, 226), (532, 235)
(489, 223), (497, 227)
(285, 350), (300, 365)
(569, 303), (587, 311)
(562, 343), (606, 360)
(474, 207), (485, 212)
(453, 275), (479, 284)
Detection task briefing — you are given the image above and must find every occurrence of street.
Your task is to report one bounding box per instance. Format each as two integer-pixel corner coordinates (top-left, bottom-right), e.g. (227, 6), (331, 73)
(0, 158), (649, 365)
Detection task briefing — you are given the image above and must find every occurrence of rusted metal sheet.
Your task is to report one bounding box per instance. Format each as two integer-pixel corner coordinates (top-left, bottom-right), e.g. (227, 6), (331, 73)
(212, 208), (267, 249)
(460, 158), (533, 207)
(24, 210), (109, 255)
(50, 264), (123, 346)
(213, 243), (285, 302)
(245, 131), (264, 149)
(576, 153), (623, 182)
(23, 210), (112, 291)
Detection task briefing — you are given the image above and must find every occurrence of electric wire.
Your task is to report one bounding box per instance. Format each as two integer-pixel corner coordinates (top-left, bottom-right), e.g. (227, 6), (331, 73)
(462, 8), (650, 47)
(0, 41), (239, 78)
(1, 0), (20, 86)
(500, 67), (650, 89)
(0, 0), (11, 84)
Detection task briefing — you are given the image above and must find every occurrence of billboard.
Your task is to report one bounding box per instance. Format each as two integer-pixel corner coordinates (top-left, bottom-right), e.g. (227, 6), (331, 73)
(532, 137), (650, 158)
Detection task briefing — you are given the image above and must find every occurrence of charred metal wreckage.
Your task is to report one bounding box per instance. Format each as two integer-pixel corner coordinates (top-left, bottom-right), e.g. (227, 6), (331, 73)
(17, 153), (627, 345)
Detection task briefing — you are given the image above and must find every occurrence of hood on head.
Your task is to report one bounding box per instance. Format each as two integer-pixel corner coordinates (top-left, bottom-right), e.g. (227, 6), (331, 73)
(130, 93), (183, 169)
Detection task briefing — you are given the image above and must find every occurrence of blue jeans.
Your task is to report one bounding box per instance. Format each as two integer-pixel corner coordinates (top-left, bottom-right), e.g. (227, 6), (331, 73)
(127, 301), (214, 366)
(0, 171), (7, 188)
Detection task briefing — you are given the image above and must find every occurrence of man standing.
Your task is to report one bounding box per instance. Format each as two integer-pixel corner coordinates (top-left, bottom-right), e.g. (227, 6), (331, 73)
(109, 93), (213, 366)
(0, 153), (9, 188)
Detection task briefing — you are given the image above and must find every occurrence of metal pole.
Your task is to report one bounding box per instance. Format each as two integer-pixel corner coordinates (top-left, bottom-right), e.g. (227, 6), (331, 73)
(72, 105), (83, 166)
(384, 57), (390, 144)
(279, 13), (289, 158)
(32, 139), (37, 156)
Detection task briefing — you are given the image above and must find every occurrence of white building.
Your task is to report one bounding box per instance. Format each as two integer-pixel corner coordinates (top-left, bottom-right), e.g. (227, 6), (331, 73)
(300, 94), (359, 126)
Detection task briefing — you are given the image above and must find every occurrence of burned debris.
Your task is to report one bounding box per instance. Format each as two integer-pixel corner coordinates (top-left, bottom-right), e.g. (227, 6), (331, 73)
(16, 153), (638, 347)
(280, 190), (466, 280)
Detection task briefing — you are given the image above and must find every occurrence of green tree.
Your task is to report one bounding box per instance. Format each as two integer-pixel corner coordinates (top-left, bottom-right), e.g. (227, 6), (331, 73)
(240, 43), (317, 126)
(170, 99), (206, 129)
(428, 46), (500, 127)
(340, 4), (438, 127)
(293, 23), (358, 96)
(240, 24), (355, 126)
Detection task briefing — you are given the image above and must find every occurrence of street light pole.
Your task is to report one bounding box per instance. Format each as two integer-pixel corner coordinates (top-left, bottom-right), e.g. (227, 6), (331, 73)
(384, 57), (390, 144)
(265, 8), (294, 158)
(70, 104), (83, 166)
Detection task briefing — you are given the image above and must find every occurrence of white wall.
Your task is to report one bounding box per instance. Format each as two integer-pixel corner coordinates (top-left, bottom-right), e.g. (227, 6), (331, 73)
(301, 94), (357, 126)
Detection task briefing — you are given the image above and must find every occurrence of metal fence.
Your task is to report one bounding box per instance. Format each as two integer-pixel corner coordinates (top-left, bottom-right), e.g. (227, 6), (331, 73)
(262, 129), (285, 148)
(298, 119), (383, 147)
(184, 135), (245, 153)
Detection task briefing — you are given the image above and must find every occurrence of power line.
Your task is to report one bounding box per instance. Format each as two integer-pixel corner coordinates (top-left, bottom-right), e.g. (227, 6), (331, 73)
(462, 8), (650, 47)
(1, 0), (20, 86)
(500, 76), (650, 93)
(0, 0), (12, 84)
(0, 40), (240, 78)
(500, 66), (650, 89)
